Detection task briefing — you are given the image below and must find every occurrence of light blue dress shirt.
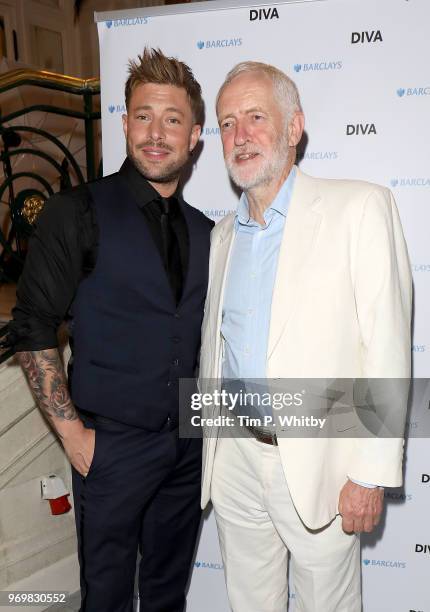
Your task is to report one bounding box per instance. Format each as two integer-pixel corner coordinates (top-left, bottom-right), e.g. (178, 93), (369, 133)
(220, 167), (377, 489)
(221, 167), (296, 380)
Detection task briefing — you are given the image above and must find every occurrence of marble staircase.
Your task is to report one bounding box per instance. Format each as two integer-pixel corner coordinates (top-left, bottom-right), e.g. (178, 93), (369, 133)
(0, 354), (78, 594)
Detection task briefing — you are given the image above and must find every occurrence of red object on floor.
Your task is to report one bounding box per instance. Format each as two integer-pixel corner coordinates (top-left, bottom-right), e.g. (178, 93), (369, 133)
(48, 494), (72, 515)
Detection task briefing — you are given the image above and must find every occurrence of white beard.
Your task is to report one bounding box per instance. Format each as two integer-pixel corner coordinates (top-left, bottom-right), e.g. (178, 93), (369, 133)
(225, 133), (290, 190)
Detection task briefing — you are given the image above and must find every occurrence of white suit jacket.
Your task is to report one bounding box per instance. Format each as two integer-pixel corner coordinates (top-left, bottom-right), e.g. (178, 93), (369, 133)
(199, 167), (412, 530)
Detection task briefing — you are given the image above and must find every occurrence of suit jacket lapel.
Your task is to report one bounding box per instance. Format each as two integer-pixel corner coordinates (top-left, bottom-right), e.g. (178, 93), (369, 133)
(210, 215), (235, 373)
(267, 168), (323, 360)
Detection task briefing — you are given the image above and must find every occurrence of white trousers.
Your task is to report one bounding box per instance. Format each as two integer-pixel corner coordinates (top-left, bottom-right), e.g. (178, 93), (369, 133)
(211, 434), (361, 612)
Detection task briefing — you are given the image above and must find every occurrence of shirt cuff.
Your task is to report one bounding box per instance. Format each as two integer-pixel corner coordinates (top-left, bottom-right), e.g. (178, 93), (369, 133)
(349, 478), (380, 489)
(6, 318), (59, 353)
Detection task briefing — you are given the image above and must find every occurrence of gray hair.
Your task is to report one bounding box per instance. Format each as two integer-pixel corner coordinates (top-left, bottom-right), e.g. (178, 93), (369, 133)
(216, 61), (302, 125)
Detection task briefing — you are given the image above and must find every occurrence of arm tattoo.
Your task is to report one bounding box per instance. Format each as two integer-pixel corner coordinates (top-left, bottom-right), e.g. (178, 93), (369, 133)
(17, 349), (78, 429)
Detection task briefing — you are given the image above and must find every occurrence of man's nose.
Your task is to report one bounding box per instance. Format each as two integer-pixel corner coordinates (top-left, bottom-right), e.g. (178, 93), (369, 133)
(234, 122), (250, 146)
(149, 117), (165, 142)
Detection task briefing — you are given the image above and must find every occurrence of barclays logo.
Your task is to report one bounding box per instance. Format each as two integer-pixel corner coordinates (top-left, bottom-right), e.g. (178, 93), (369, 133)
(107, 17), (148, 28)
(363, 559), (406, 568)
(391, 178), (430, 187)
(397, 87), (430, 97)
(194, 560), (224, 570)
(202, 127), (220, 136)
(197, 38), (242, 49)
(384, 491), (412, 501)
(293, 61), (342, 72)
(108, 104), (126, 114)
(412, 264), (430, 272)
(204, 209), (235, 218)
(304, 151), (338, 160)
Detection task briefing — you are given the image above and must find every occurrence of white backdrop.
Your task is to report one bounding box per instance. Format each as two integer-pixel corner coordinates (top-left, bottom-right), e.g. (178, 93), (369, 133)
(96, 1), (430, 610)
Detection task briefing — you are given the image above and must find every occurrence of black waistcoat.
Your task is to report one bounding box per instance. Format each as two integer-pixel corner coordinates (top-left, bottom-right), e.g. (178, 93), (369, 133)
(69, 172), (211, 430)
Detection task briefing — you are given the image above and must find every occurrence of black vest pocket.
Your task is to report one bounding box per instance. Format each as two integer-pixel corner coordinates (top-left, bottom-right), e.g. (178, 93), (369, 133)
(89, 358), (139, 375)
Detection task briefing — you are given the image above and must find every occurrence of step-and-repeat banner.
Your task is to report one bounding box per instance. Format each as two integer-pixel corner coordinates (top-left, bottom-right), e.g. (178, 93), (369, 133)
(96, 1), (429, 610)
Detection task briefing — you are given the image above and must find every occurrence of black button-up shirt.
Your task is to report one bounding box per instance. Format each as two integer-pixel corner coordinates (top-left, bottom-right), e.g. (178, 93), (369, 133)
(8, 158), (208, 352)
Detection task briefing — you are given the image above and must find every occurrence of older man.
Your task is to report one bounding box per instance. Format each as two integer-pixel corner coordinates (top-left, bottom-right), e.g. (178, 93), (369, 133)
(199, 62), (412, 611)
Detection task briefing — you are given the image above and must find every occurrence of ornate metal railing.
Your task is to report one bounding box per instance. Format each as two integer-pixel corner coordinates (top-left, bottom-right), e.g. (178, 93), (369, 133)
(0, 69), (101, 283)
(0, 322), (13, 363)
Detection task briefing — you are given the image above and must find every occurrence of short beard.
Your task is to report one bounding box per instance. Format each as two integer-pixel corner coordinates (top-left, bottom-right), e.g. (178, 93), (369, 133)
(225, 132), (290, 191)
(127, 141), (188, 185)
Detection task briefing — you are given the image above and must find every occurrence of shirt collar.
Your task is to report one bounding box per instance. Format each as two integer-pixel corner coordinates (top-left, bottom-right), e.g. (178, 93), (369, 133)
(118, 157), (183, 209)
(236, 165), (297, 227)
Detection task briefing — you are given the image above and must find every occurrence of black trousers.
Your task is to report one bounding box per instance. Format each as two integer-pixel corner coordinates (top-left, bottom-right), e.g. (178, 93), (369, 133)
(72, 414), (202, 612)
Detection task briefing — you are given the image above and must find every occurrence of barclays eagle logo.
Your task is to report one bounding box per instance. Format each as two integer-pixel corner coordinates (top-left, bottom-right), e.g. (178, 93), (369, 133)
(397, 88), (405, 97)
(194, 560), (224, 570)
(197, 38), (242, 50)
(390, 177), (430, 187)
(106, 21), (113, 29)
(294, 61), (342, 72)
(362, 558), (406, 568)
(401, 86), (430, 96)
(108, 105), (115, 114)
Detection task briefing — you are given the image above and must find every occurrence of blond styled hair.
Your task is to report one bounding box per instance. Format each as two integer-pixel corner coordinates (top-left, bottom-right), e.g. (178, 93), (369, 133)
(125, 47), (204, 124)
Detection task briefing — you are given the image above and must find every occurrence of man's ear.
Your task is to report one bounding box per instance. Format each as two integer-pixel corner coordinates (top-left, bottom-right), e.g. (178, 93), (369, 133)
(189, 124), (201, 153)
(122, 113), (128, 139)
(288, 112), (305, 147)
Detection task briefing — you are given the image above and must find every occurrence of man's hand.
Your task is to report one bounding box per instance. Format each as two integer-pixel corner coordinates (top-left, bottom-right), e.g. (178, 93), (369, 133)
(62, 426), (96, 478)
(338, 480), (384, 533)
